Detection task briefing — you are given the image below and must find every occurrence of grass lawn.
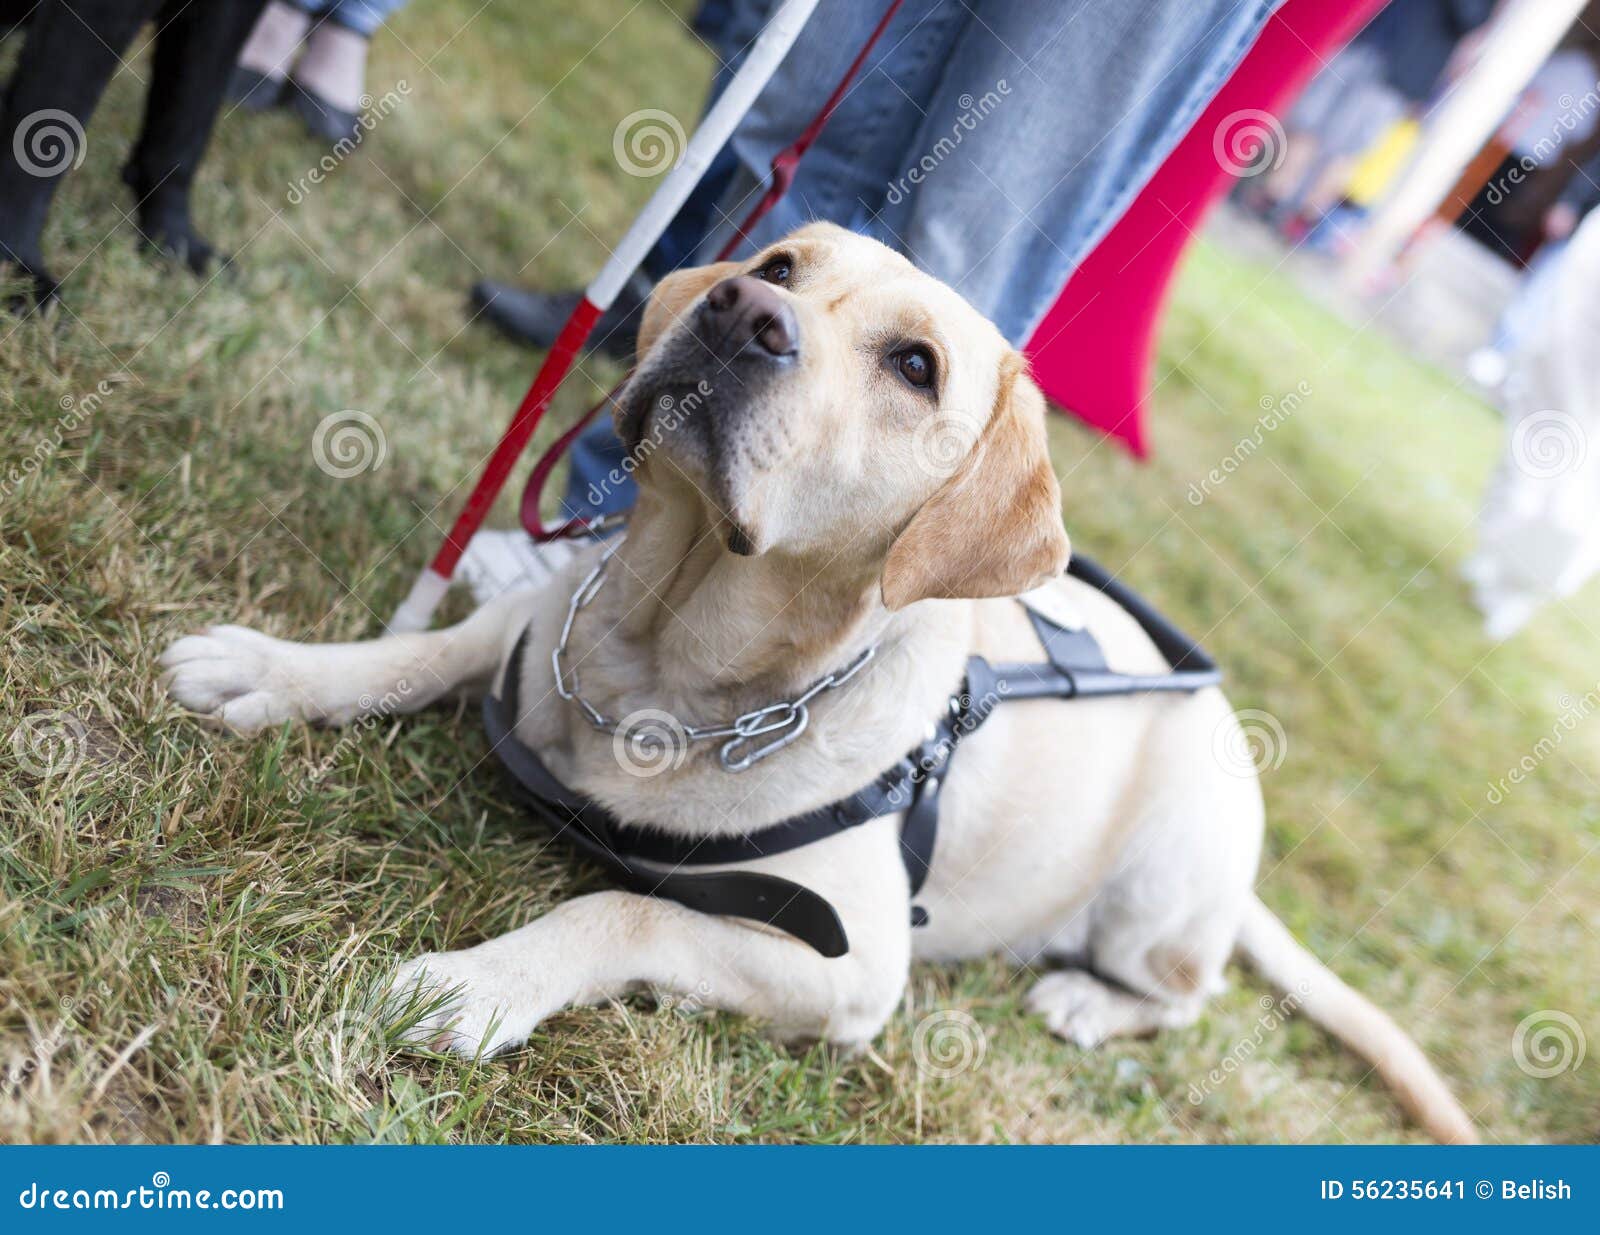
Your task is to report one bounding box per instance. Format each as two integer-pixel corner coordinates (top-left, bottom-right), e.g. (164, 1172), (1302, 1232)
(2, 1), (1597, 1145)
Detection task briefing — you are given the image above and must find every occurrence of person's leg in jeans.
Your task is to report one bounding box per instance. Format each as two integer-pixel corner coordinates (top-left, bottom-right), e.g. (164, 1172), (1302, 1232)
(554, 0), (1281, 524)
(703, 0), (1281, 343)
(471, 0), (776, 359)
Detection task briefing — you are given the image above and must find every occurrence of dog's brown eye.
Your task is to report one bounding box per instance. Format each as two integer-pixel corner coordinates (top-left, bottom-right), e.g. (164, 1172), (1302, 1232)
(893, 346), (934, 389)
(754, 255), (792, 284)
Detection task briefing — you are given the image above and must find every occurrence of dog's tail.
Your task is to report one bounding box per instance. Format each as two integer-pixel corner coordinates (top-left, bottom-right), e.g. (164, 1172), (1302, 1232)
(1235, 894), (1477, 1144)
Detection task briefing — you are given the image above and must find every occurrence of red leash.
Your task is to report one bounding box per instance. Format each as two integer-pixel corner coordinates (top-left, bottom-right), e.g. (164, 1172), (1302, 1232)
(518, 0), (904, 543)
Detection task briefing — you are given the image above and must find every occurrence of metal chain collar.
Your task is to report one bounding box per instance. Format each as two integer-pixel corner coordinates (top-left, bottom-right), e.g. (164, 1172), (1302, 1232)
(551, 538), (878, 772)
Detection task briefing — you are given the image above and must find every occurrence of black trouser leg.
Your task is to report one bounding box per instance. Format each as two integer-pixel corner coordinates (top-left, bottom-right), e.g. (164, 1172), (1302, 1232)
(0, 0), (156, 300)
(123, 0), (266, 271)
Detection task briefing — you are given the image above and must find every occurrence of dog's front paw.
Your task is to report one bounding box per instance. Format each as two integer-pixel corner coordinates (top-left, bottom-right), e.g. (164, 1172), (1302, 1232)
(160, 625), (328, 733)
(387, 951), (551, 1058)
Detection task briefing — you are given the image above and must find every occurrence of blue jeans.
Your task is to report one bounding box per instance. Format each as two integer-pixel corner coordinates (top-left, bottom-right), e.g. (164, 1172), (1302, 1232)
(289, 0), (408, 38)
(567, 0), (1282, 522)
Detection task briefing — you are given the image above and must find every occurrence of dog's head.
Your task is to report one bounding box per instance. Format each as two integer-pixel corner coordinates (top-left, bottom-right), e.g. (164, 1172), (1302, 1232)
(617, 223), (1069, 607)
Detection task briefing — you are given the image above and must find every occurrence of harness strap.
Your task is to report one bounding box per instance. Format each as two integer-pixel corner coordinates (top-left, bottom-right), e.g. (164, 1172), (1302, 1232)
(484, 551), (1218, 958)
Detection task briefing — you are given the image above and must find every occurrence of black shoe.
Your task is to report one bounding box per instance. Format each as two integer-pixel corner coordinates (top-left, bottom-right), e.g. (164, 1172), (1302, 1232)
(284, 80), (361, 145)
(227, 65), (285, 111)
(121, 165), (226, 276)
(469, 280), (644, 360)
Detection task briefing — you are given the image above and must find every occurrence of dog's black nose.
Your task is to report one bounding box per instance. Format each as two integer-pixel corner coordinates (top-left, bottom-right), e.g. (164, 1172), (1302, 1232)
(701, 275), (798, 358)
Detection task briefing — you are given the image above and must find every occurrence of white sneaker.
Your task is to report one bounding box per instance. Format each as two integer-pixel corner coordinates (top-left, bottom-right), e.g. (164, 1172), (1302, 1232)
(456, 530), (577, 605)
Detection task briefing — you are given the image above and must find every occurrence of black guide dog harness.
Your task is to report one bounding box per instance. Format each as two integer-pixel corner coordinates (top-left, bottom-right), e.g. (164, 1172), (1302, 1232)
(484, 553), (1220, 959)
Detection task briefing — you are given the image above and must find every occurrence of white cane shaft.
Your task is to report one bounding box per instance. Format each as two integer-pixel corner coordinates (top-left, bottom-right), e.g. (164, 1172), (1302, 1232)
(586, 0), (820, 309)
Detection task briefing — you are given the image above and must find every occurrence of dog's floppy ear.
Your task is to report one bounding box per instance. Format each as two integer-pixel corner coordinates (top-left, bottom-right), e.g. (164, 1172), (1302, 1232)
(636, 260), (740, 359)
(881, 354), (1070, 609)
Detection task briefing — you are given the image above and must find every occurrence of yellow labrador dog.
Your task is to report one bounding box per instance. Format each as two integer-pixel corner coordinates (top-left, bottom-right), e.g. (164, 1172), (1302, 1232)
(161, 223), (1474, 1142)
